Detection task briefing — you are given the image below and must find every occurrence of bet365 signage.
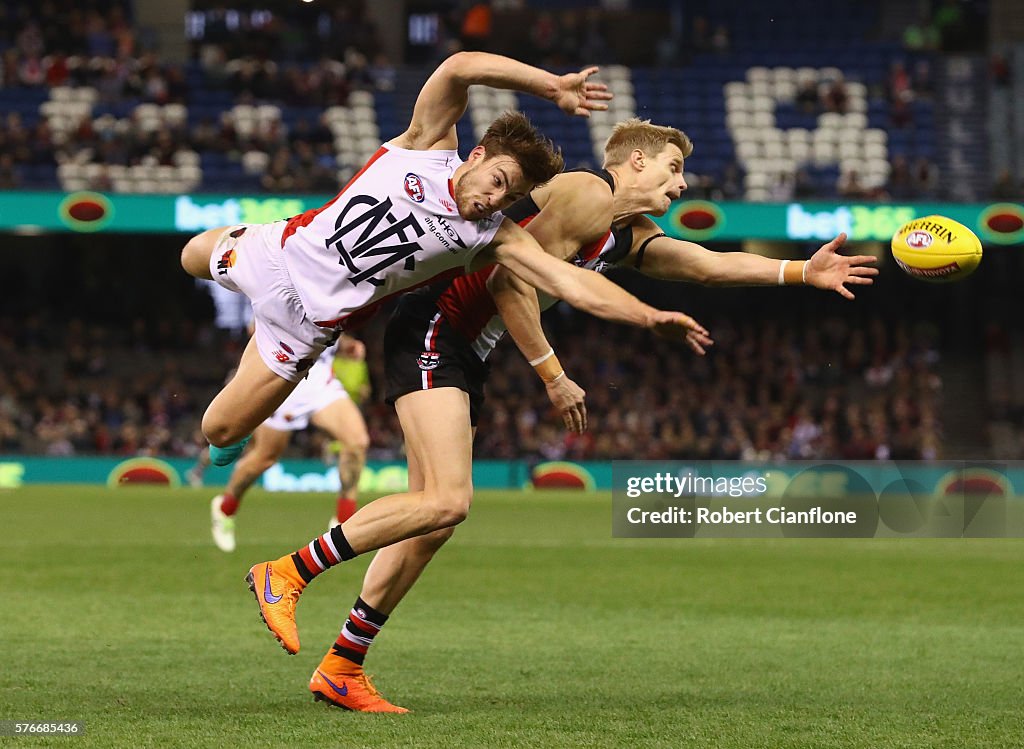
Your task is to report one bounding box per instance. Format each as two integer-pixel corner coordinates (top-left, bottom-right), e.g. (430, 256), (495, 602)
(660, 200), (1024, 245)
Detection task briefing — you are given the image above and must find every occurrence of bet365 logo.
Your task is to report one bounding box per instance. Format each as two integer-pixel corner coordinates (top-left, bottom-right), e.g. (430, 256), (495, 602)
(326, 195), (426, 287)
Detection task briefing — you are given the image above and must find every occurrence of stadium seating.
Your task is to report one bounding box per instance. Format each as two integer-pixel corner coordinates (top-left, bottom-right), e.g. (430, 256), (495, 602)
(0, 0), (941, 199)
(0, 54), (933, 198)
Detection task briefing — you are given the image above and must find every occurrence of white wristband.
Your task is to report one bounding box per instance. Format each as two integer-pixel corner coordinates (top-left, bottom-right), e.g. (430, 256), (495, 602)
(548, 371), (565, 383)
(777, 260), (789, 286)
(528, 348), (555, 367)
(802, 260), (808, 284)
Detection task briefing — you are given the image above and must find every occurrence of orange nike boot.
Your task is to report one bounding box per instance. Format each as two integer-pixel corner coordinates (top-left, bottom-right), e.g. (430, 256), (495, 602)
(309, 653), (409, 713)
(245, 557), (306, 655)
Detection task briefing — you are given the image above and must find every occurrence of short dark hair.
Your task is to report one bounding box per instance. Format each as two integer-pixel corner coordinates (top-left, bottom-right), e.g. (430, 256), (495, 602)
(479, 111), (564, 187)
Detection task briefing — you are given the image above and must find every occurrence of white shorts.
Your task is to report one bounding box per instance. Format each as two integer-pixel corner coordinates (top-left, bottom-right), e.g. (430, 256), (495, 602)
(264, 364), (350, 432)
(209, 222), (336, 382)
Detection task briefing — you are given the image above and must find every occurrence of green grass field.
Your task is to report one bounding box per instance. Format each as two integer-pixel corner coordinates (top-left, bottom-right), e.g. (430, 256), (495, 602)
(2, 485), (1023, 748)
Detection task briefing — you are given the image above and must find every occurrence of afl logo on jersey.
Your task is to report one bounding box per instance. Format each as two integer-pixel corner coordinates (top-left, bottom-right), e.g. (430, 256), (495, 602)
(405, 173), (426, 203)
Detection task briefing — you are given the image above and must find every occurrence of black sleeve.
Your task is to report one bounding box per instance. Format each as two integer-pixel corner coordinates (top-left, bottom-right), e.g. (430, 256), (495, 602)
(633, 232), (666, 270)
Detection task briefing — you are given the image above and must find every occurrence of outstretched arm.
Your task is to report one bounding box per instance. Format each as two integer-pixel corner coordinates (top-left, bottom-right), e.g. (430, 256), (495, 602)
(628, 216), (879, 300)
(392, 52), (612, 151)
(475, 218), (713, 354)
(488, 266), (588, 433)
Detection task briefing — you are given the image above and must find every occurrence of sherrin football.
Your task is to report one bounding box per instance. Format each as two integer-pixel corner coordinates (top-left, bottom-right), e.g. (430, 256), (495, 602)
(891, 215), (982, 283)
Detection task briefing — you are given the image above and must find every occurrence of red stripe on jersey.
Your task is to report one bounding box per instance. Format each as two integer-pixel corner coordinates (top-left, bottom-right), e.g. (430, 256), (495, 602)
(433, 212), (538, 342)
(435, 265), (497, 342)
(281, 146), (389, 248)
(579, 229), (612, 264)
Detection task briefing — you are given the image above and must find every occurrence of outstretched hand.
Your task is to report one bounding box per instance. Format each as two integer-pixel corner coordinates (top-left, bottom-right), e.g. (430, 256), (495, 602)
(805, 233), (879, 301)
(649, 311), (714, 355)
(545, 375), (588, 434)
(552, 66), (613, 117)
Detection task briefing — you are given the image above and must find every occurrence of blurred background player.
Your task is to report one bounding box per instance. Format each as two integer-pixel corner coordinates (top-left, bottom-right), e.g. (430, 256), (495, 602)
(209, 334), (370, 552)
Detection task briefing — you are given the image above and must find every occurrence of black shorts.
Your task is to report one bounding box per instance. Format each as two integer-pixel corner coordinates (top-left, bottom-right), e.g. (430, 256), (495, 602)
(384, 300), (491, 427)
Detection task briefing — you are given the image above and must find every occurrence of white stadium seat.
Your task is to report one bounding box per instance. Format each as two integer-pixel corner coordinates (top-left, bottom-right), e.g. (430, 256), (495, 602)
(747, 66), (771, 84)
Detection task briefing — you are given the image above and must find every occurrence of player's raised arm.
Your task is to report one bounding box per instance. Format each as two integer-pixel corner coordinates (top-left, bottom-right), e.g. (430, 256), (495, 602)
(627, 216), (879, 300)
(393, 52), (613, 151)
(476, 218), (713, 354)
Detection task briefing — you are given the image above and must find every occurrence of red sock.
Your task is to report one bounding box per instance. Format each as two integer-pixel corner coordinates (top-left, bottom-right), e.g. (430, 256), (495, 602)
(220, 493), (240, 516)
(336, 497), (357, 523)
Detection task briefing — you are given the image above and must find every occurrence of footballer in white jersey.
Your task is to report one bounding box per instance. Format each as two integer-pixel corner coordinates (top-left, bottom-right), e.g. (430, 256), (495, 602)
(281, 144), (504, 329)
(181, 53), (711, 706)
(207, 144), (506, 384)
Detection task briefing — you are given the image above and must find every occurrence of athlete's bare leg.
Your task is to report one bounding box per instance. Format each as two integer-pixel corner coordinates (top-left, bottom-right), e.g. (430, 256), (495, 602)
(311, 397), (370, 502)
(202, 335), (298, 446)
(337, 387), (474, 554)
(357, 418), (469, 614)
(225, 424), (291, 499)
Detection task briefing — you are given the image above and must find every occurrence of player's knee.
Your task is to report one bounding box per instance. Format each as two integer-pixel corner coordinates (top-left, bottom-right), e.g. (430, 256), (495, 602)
(422, 485), (473, 528)
(346, 430), (370, 455)
(181, 234), (212, 279)
(202, 413), (237, 447)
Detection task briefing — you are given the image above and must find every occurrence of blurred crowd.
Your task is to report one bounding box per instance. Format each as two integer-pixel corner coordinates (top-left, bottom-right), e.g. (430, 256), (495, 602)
(686, 150), (943, 205)
(988, 48), (1023, 203)
(466, 313), (943, 463)
(0, 316), (237, 457)
(0, 309), (944, 464)
(900, 0), (987, 55)
(0, 0), (959, 203)
(449, 2), (619, 69)
(0, 0), (394, 191)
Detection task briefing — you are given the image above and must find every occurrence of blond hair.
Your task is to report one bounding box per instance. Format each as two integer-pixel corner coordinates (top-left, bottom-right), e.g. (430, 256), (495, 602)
(603, 118), (693, 167)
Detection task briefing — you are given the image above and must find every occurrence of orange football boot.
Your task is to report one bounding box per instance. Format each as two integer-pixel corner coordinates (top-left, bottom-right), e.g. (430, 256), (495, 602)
(245, 557), (306, 655)
(309, 655), (409, 713)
